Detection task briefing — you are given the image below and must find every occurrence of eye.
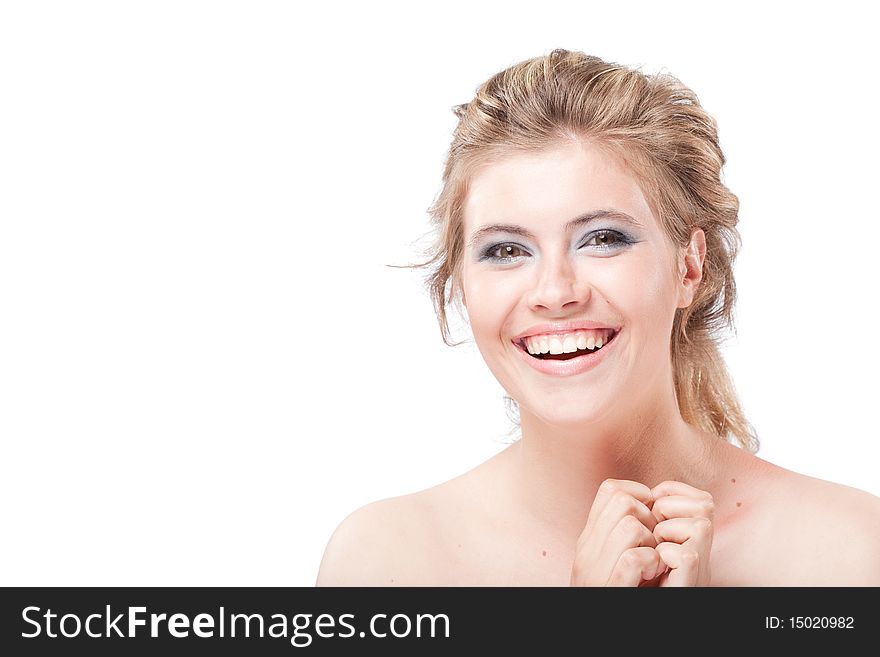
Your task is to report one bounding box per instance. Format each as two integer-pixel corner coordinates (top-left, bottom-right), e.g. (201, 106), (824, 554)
(494, 244), (526, 258)
(581, 230), (629, 249)
(482, 242), (529, 262)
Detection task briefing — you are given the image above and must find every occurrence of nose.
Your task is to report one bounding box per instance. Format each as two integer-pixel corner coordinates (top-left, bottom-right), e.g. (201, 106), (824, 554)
(526, 252), (589, 314)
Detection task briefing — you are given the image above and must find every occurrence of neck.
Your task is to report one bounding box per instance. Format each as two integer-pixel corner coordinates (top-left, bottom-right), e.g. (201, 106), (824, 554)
(507, 383), (723, 541)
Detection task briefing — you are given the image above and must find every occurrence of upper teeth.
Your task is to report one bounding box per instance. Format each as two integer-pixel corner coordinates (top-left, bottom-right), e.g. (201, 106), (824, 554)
(522, 329), (614, 355)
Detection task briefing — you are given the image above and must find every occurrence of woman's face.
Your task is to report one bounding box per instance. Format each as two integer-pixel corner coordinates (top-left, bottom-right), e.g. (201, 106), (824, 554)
(460, 140), (702, 428)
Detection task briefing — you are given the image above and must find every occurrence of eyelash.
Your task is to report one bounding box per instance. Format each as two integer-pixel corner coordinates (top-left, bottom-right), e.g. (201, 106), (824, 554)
(479, 230), (633, 262)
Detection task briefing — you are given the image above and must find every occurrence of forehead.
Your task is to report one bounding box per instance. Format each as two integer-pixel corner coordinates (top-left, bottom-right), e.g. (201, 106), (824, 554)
(463, 141), (657, 233)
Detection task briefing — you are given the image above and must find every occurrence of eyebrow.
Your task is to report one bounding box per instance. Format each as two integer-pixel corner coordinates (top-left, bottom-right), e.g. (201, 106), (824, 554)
(467, 209), (643, 247)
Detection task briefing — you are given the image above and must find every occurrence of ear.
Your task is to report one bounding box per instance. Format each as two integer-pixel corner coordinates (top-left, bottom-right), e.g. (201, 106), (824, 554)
(677, 228), (706, 309)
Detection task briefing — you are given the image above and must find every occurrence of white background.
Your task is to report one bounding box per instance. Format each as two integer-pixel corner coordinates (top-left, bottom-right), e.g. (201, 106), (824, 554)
(1, 1), (877, 586)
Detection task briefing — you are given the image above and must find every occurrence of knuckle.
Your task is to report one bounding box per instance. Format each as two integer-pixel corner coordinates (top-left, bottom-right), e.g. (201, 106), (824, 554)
(681, 550), (700, 565)
(697, 517), (713, 535)
(619, 548), (643, 569)
(620, 514), (642, 534)
(599, 479), (619, 495)
(611, 491), (636, 513)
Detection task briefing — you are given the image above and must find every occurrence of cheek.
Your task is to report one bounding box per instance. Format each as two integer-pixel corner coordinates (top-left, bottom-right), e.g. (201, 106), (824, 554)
(581, 254), (677, 342)
(621, 254), (681, 340)
(461, 269), (522, 337)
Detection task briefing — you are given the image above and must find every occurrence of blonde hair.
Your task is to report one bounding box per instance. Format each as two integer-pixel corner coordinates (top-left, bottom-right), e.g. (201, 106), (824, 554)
(420, 49), (758, 452)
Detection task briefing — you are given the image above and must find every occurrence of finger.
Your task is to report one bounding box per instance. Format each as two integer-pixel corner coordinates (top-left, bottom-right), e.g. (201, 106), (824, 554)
(584, 481), (656, 537)
(591, 514), (658, 579)
(602, 490), (658, 532)
(654, 517), (713, 586)
(591, 479), (653, 519)
(653, 517), (713, 548)
(572, 483), (658, 586)
(651, 480), (713, 502)
(607, 547), (664, 587)
(651, 494), (715, 523)
(579, 492), (656, 552)
(607, 514), (658, 550)
(655, 542), (700, 587)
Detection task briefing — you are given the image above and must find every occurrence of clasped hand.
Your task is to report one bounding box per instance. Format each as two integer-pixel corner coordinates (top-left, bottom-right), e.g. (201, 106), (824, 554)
(569, 479), (714, 587)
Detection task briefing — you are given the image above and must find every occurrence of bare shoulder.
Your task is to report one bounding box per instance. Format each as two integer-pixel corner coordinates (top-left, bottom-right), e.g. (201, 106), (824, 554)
(791, 475), (880, 584)
(315, 491), (443, 586)
(316, 450), (509, 586)
(755, 461), (880, 585)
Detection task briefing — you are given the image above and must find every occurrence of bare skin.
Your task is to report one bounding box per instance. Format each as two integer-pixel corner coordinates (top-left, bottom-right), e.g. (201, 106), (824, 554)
(316, 140), (880, 586)
(316, 438), (880, 586)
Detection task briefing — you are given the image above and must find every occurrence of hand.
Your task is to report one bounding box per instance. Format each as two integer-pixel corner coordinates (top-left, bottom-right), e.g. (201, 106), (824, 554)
(569, 479), (666, 586)
(650, 480), (715, 587)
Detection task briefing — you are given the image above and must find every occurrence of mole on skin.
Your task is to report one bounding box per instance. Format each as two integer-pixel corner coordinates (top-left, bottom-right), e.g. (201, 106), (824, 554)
(542, 550), (547, 557)
(731, 478), (736, 483)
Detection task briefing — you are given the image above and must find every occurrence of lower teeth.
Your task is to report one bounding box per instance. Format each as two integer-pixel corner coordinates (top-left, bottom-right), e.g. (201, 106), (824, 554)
(535, 347), (600, 360)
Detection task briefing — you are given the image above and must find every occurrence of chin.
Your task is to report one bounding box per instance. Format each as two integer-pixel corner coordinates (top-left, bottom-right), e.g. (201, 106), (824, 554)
(517, 392), (618, 430)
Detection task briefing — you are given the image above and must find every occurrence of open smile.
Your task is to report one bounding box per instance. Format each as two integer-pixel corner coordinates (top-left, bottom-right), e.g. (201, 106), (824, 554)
(511, 328), (620, 376)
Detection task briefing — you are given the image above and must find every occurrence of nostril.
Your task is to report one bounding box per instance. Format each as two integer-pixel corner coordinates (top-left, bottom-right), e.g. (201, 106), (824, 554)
(527, 274), (590, 313)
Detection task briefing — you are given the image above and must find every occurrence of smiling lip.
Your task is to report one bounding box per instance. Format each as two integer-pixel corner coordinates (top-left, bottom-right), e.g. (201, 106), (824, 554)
(512, 320), (620, 342)
(511, 326), (620, 377)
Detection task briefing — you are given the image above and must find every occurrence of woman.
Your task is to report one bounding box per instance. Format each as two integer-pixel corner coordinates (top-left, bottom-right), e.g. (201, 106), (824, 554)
(317, 49), (880, 586)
